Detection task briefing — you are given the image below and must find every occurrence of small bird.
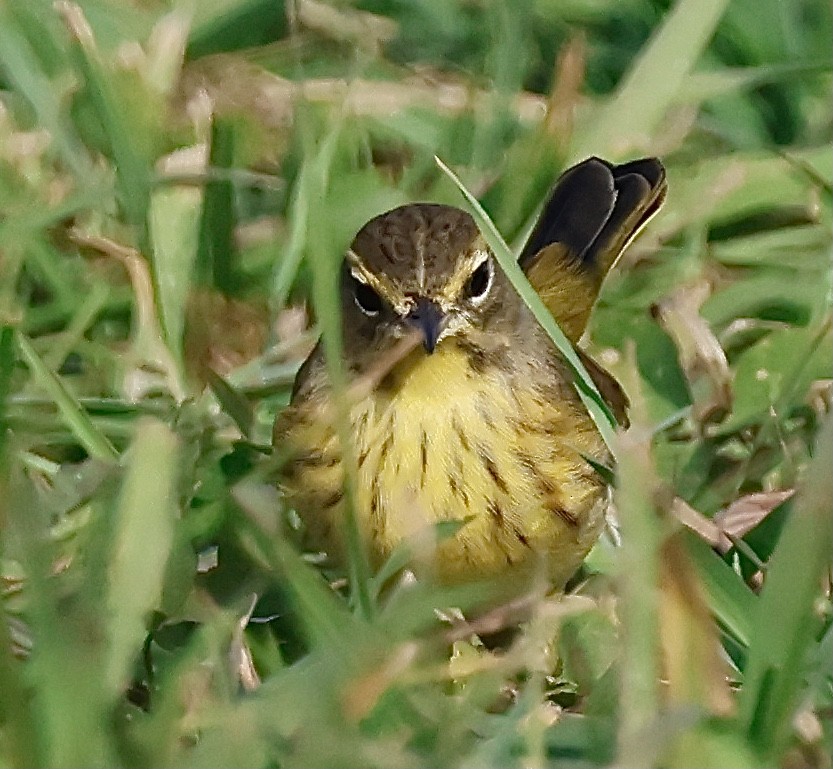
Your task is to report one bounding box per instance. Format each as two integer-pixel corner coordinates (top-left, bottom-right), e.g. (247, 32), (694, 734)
(274, 157), (666, 587)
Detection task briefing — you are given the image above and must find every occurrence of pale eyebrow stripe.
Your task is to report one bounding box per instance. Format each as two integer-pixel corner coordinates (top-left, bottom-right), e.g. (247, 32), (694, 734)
(438, 242), (491, 305)
(470, 247), (490, 268)
(346, 248), (364, 272)
(345, 249), (412, 314)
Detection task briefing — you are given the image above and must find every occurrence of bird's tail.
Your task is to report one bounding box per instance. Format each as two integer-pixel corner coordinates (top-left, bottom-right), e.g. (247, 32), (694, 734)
(520, 157), (667, 343)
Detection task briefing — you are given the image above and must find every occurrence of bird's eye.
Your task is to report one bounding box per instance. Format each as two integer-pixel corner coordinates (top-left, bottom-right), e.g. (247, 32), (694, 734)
(464, 259), (492, 302)
(352, 277), (383, 316)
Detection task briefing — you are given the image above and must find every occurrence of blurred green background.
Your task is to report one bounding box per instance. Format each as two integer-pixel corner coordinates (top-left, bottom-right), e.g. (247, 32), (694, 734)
(0, 0), (830, 766)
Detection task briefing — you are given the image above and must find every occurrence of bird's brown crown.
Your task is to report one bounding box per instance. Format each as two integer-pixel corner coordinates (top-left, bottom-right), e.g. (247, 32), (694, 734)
(347, 204), (486, 311)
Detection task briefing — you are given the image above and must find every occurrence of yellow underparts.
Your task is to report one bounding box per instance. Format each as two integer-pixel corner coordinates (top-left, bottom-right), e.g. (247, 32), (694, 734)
(282, 340), (608, 585)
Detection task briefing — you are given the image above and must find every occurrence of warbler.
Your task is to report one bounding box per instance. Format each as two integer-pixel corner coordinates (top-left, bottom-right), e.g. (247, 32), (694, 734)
(274, 156), (666, 586)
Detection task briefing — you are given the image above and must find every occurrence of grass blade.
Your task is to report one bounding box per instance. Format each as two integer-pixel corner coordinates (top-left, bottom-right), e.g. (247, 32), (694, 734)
(104, 418), (178, 696)
(273, 154), (313, 307)
(613, 354), (662, 765)
(738, 416), (833, 760)
(0, 606), (39, 766)
(684, 533), (755, 650)
(196, 118), (238, 293)
(435, 155), (617, 449)
(570, 0), (731, 160)
(299, 119), (375, 619)
(150, 184), (202, 361)
(0, 327), (39, 764)
(0, 327), (14, 457)
(233, 481), (363, 650)
(42, 281), (110, 372)
(205, 368), (254, 437)
(0, 6), (92, 180)
(58, 2), (151, 245)
(16, 332), (119, 462)
(10, 471), (115, 767)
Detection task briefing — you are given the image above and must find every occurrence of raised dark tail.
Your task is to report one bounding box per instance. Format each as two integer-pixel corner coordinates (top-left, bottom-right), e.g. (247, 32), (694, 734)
(520, 156), (666, 343)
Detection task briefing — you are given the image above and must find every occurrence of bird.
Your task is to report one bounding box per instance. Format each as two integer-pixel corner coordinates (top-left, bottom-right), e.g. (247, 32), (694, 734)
(274, 156), (667, 588)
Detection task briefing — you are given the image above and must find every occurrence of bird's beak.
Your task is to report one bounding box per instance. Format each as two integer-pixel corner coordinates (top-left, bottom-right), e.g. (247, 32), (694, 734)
(406, 298), (445, 354)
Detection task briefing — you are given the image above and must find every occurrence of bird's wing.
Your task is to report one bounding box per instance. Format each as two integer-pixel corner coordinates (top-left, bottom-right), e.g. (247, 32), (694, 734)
(520, 156), (667, 344)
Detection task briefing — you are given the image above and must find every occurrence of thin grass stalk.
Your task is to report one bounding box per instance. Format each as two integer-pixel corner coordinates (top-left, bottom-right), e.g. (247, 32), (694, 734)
(435, 156), (617, 451)
(615, 347), (664, 766)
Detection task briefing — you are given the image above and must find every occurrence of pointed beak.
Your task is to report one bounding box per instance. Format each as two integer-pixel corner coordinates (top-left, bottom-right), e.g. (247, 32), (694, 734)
(406, 298), (445, 354)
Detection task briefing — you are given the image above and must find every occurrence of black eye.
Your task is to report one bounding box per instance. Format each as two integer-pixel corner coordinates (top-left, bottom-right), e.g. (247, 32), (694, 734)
(464, 259), (492, 301)
(352, 277), (383, 316)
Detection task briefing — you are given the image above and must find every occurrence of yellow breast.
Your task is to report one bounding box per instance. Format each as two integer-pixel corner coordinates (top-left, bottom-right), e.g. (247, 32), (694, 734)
(281, 340), (609, 585)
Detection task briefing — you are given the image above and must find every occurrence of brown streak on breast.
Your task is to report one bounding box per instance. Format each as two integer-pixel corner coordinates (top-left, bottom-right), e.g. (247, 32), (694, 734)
(549, 504), (578, 527)
(452, 452), (470, 508)
(511, 524), (531, 547)
(514, 449), (537, 474)
(449, 471), (461, 498)
(370, 476), (381, 527)
(420, 429), (428, 487)
(479, 447), (509, 494)
(475, 394), (495, 429)
(452, 415), (470, 452)
(487, 499), (505, 527)
(529, 463), (556, 495)
(377, 430), (394, 470)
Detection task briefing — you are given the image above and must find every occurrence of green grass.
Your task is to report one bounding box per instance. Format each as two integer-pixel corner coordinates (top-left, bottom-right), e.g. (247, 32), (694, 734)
(1, 0), (831, 767)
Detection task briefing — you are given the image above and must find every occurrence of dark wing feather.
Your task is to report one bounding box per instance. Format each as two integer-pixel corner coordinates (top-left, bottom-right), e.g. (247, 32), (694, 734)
(521, 156), (666, 343)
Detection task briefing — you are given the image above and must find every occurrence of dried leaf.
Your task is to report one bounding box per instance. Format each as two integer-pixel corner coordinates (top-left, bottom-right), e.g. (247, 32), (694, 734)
(672, 491), (793, 555)
(713, 490), (794, 539)
(671, 497), (731, 551)
(655, 280), (732, 423)
(659, 534), (734, 718)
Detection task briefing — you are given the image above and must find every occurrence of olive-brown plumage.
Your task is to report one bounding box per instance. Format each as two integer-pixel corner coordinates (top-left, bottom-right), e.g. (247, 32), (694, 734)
(275, 156), (667, 585)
